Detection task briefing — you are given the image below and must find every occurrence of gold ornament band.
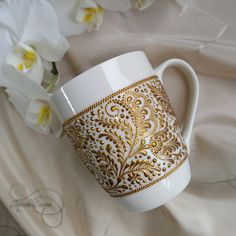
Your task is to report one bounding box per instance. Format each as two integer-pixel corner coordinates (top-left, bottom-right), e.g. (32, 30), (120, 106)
(63, 76), (188, 197)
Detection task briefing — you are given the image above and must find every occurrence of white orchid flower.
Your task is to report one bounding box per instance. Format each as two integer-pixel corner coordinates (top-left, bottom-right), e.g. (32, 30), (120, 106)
(6, 43), (44, 84)
(76, 0), (104, 32)
(135, 0), (154, 11)
(0, 0), (69, 91)
(48, 0), (131, 36)
(2, 65), (62, 135)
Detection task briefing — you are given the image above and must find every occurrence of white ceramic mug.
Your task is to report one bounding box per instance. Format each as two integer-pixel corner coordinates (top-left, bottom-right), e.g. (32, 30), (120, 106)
(51, 51), (199, 212)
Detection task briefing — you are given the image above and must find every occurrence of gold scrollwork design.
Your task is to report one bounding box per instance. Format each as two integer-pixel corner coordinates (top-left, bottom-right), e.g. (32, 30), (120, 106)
(64, 76), (188, 197)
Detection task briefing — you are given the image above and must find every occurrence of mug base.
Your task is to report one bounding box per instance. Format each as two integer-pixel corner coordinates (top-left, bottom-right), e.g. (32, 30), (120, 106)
(116, 158), (191, 212)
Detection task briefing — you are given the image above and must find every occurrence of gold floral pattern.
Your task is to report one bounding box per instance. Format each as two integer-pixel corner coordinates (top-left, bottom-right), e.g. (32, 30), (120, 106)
(63, 76), (188, 197)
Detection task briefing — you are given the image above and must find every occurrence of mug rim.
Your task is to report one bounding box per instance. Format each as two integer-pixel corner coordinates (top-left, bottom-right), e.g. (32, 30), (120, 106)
(53, 50), (145, 96)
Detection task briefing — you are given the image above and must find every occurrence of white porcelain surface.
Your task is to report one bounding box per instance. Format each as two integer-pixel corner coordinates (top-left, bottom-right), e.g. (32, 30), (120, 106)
(117, 158), (191, 212)
(52, 51), (154, 122)
(51, 51), (199, 212)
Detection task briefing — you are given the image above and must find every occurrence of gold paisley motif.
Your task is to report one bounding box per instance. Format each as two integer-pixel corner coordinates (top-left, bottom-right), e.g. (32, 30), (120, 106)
(64, 76), (188, 197)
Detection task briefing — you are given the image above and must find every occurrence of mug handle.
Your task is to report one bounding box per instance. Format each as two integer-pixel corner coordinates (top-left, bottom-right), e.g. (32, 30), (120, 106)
(154, 59), (199, 153)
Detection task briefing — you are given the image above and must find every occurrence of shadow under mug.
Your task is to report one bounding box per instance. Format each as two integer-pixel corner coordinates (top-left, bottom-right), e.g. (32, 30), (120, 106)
(51, 51), (199, 212)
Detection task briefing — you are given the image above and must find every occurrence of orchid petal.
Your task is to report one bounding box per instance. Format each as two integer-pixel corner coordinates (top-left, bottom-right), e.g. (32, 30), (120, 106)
(22, 0), (69, 61)
(47, 0), (87, 37)
(6, 43), (44, 84)
(29, 35), (69, 62)
(76, 0), (104, 31)
(95, 0), (131, 11)
(25, 99), (62, 134)
(94, 8), (104, 31)
(0, 0), (26, 40)
(0, 0), (69, 61)
(5, 87), (29, 118)
(79, 0), (98, 8)
(2, 65), (49, 101)
(5, 88), (51, 134)
(0, 29), (13, 86)
(25, 100), (52, 134)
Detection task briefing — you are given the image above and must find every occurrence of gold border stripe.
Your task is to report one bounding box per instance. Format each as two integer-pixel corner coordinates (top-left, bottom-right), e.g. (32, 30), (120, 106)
(63, 75), (157, 126)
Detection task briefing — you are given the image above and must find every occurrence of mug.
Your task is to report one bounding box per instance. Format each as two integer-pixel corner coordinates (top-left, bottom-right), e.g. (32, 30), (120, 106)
(51, 51), (199, 212)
